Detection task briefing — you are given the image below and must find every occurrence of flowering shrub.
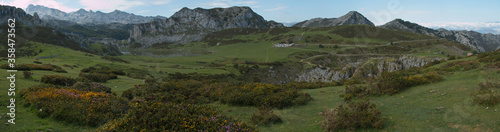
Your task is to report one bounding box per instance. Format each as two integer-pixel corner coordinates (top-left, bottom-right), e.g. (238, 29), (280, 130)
(41, 74), (77, 86)
(204, 83), (312, 108)
(321, 100), (383, 131)
(96, 102), (256, 131)
(20, 86), (129, 126)
(122, 79), (209, 104)
(473, 80), (500, 106)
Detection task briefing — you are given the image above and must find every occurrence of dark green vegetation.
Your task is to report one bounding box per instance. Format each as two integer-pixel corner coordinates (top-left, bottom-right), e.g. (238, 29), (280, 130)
(1, 25), (498, 131)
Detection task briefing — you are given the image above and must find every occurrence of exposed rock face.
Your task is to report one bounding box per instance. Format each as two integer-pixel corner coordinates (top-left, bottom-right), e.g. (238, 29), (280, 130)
(129, 6), (284, 48)
(292, 11), (375, 27)
(25, 4), (165, 24)
(380, 19), (500, 52)
(0, 5), (41, 26)
(296, 56), (443, 82)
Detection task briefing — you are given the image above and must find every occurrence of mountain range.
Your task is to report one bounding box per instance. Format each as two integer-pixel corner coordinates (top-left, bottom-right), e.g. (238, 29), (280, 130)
(380, 19), (500, 52)
(2, 4), (500, 52)
(25, 4), (165, 24)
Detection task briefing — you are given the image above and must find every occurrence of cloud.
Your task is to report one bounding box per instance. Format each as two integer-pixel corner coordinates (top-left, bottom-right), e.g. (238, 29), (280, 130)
(0, 0), (77, 12)
(152, 0), (172, 5)
(137, 10), (150, 13)
(237, 1), (258, 5)
(420, 22), (500, 34)
(205, 2), (231, 7)
(264, 6), (287, 11)
(79, 0), (145, 12)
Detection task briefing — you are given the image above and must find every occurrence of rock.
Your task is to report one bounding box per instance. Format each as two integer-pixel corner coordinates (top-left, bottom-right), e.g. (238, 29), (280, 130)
(429, 90), (437, 93)
(437, 107), (444, 110)
(401, 96), (404, 99)
(441, 93), (447, 96)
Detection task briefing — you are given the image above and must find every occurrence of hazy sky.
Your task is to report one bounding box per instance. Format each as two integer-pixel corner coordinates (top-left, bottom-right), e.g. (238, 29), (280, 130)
(1, 0), (500, 33)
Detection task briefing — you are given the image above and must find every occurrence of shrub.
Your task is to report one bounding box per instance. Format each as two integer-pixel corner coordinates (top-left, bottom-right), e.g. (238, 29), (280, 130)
(96, 102), (256, 131)
(20, 86), (129, 126)
(101, 56), (130, 64)
(79, 72), (112, 82)
(281, 81), (341, 89)
(478, 50), (500, 63)
(52, 67), (68, 73)
(341, 85), (370, 102)
(251, 106), (283, 125)
(472, 80), (500, 106)
(71, 82), (112, 93)
(81, 65), (125, 75)
(321, 100), (383, 131)
(41, 74), (77, 86)
(205, 83), (313, 108)
(371, 71), (442, 95)
(23, 71), (33, 79)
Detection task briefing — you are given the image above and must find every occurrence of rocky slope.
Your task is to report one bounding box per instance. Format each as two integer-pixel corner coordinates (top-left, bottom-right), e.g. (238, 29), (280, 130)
(380, 19), (500, 52)
(25, 4), (165, 24)
(292, 11), (374, 27)
(129, 6), (284, 48)
(296, 56), (444, 82)
(0, 5), (41, 26)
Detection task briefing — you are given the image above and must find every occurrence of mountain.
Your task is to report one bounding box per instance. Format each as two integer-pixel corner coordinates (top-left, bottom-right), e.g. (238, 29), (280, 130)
(0, 5), (41, 26)
(380, 19), (500, 52)
(292, 11), (374, 27)
(25, 4), (165, 24)
(129, 6), (284, 48)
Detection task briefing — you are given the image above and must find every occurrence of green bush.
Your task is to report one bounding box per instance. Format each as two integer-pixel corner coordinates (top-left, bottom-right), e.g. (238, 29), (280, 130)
(439, 60), (479, 72)
(79, 72), (113, 82)
(251, 106), (283, 125)
(321, 100), (383, 131)
(371, 71), (442, 95)
(478, 50), (500, 63)
(23, 71), (33, 79)
(71, 82), (112, 93)
(41, 74), (77, 86)
(473, 80), (500, 106)
(96, 102), (256, 131)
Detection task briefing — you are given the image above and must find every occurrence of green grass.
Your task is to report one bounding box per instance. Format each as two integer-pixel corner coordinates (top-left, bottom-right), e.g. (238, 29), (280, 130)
(213, 67), (500, 131)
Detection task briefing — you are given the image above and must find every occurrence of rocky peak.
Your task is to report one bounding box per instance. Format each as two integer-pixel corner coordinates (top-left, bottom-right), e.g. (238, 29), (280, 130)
(129, 6), (283, 48)
(292, 11), (374, 27)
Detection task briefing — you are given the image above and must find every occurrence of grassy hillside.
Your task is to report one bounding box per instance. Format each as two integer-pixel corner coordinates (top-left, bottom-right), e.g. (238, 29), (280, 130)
(0, 25), (495, 131)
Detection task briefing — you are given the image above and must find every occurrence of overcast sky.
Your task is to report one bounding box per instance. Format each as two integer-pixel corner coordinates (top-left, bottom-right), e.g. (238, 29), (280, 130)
(1, 0), (499, 34)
